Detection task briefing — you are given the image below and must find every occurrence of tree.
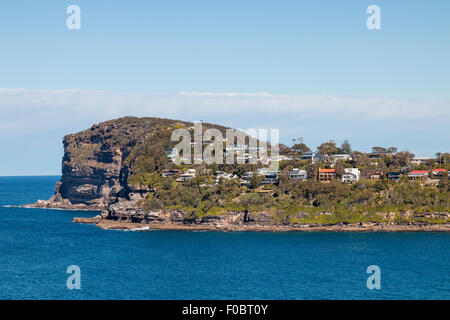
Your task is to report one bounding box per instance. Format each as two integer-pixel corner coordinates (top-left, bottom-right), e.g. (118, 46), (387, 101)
(392, 151), (415, 168)
(372, 146), (387, 154)
(340, 140), (352, 154)
(292, 142), (311, 153)
(249, 174), (264, 189)
(317, 141), (339, 155)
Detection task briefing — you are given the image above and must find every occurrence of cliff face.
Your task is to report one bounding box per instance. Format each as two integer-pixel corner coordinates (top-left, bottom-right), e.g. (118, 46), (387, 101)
(55, 134), (124, 208)
(35, 116), (190, 210)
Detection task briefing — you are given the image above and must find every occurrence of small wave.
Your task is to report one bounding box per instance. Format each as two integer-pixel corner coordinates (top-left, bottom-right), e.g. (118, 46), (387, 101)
(124, 226), (150, 232)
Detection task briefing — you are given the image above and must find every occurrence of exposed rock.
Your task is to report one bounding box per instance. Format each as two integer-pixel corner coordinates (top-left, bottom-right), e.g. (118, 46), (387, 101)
(29, 116), (450, 232)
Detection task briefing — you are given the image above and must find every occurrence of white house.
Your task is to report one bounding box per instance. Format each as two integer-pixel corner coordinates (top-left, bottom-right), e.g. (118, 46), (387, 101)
(257, 168), (279, 185)
(330, 154), (352, 163)
(176, 169), (196, 182)
(342, 168), (360, 183)
(411, 157), (433, 165)
(288, 168), (308, 181)
(215, 172), (238, 184)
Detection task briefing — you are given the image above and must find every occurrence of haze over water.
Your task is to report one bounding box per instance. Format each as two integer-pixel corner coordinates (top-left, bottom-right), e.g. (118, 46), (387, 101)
(0, 176), (448, 299)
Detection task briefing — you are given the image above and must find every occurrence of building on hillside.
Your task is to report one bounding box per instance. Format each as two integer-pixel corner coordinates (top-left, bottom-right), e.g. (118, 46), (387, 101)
(430, 169), (447, 178)
(318, 168), (336, 183)
(269, 154), (294, 162)
(215, 172), (238, 184)
(367, 170), (383, 180)
(387, 171), (402, 181)
(241, 171), (253, 181)
(330, 154), (353, 163)
(288, 168), (308, 181)
(176, 169), (196, 182)
(161, 169), (182, 178)
(369, 152), (392, 160)
(301, 152), (323, 163)
(408, 170), (429, 180)
(257, 168), (279, 185)
(342, 168), (361, 183)
(411, 157), (433, 165)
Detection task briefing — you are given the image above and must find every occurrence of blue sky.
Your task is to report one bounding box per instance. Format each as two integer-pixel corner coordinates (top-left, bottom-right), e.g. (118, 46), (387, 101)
(0, 1), (449, 175)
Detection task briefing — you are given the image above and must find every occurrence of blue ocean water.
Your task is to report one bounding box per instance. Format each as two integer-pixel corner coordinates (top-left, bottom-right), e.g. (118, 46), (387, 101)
(0, 176), (449, 300)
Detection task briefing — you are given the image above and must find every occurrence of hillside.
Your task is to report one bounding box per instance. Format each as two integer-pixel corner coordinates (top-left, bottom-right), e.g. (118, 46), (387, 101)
(31, 116), (450, 231)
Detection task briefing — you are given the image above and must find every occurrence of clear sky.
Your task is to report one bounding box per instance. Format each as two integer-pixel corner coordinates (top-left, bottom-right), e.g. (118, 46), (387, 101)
(0, 1), (449, 175)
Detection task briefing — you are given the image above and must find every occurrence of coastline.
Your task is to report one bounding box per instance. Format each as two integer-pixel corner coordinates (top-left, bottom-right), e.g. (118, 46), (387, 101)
(23, 201), (450, 233)
(73, 216), (450, 233)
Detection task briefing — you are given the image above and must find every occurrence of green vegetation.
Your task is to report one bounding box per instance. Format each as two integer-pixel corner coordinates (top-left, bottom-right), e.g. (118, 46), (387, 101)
(68, 117), (450, 226)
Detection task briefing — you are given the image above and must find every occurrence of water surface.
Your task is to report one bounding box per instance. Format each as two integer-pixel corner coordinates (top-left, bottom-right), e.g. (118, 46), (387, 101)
(0, 176), (448, 299)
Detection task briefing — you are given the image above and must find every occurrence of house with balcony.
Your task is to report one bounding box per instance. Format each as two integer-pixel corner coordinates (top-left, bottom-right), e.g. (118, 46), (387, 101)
(387, 171), (402, 181)
(257, 168), (279, 185)
(367, 170), (383, 180)
(301, 152), (323, 163)
(408, 170), (429, 180)
(161, 169), (182, 178)
(176, 169), (197, 182)
(330, 154), (353, 163)
(318, 168), (336, 183)
(288, 168), (308, 181)
(411, 157), (433, 165)
(430, 168), (447, 179)
(342, 168), (360, 183)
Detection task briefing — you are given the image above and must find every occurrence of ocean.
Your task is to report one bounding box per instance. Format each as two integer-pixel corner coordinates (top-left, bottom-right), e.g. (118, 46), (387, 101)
(0, 176), (449, 299)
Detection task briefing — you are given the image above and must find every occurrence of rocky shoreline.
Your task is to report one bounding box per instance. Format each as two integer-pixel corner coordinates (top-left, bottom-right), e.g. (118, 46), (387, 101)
(25, 198), (450, 233)
(25, 194), (450, 233)
(72, 216), (450, 232)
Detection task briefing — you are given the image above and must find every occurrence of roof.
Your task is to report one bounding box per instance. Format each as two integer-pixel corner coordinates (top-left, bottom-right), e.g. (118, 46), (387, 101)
(319, 169), (336, 173)
(409, 170), (428, 174)
(432, 169), (446, 172)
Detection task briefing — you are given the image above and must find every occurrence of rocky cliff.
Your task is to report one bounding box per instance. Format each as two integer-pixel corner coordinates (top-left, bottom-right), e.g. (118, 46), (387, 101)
(33, 116), (191, 210)
(31, 116), (450, 232)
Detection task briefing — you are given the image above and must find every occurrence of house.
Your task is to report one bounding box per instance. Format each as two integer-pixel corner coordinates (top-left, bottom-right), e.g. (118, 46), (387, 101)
(342, 168), (360, 183)
(367, 170), (383, 180)
(257, 168), (279, 185)
(318, 168), (336, 183)
(215, 172), (238, 184)
(166, 147), (176, 162)
(411, 157), (433, 165)
(330, 154), (353, 163)
(176, 169), (196, 182)
(288, 168), (308, 181)
(408, 170), (429, 180)
(240, 171), (256, 186)
(301, 152), (323, 163)
(269, 154), (294, 162)
(161, 169), (182, 178)
(430, 169), (446, 179)
(368, 152), (391, 160)
(387, 172), (402, 181)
